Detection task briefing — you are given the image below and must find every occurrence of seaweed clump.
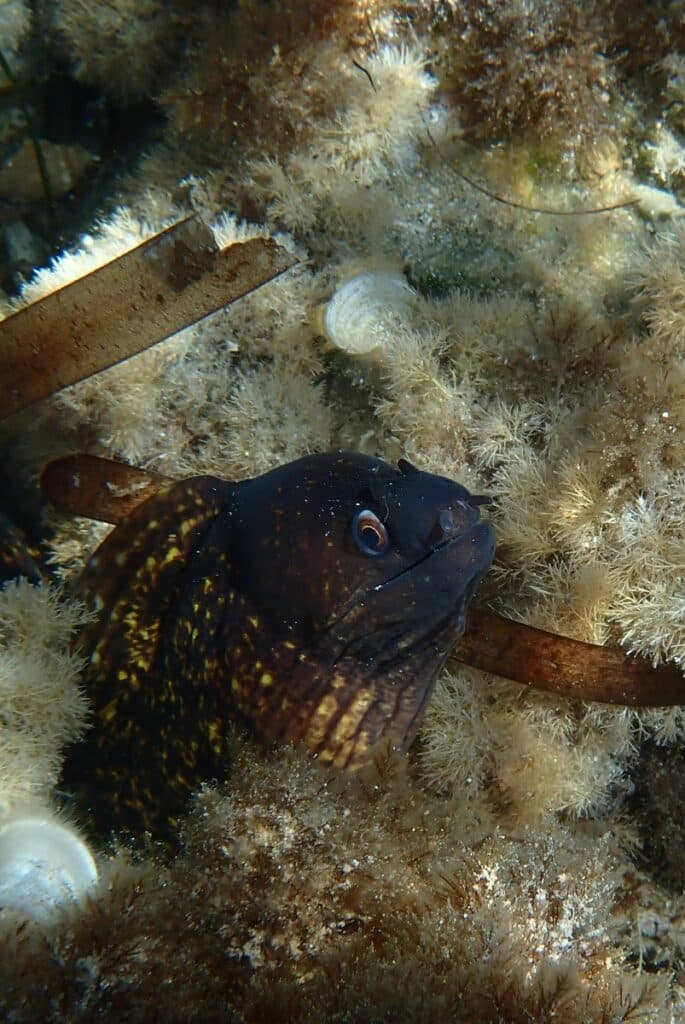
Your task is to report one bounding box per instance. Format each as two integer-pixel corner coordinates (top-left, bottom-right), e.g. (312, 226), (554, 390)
(0, 579), (89, 811)
(0, 737), (668, 1023)
(432, 0), (616, 147)
(49, 0), (187, 102)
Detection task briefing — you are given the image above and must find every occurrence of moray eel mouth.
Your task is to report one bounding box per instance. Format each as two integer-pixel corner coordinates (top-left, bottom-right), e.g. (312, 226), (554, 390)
(323, 516), (495, 679)
(64, 451), (495, 841)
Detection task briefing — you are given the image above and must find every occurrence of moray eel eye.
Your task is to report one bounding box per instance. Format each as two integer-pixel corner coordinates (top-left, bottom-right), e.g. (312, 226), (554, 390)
(352, 508), (389, 556)
(438, 508), (458, 535)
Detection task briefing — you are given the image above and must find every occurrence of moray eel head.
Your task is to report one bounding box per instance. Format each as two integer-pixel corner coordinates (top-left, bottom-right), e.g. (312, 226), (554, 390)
(228, 452), (495, 762)
(64, 452), (495, 841)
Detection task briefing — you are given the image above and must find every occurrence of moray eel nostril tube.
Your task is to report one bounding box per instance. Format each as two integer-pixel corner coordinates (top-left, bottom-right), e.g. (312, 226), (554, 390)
(60, 451), (496, 845)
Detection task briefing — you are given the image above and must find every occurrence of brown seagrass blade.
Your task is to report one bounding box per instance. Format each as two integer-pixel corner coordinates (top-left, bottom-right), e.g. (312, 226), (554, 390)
(40, 454), (165, 525)
(461, 607), (685, 707)
(0, 218), (297, 419)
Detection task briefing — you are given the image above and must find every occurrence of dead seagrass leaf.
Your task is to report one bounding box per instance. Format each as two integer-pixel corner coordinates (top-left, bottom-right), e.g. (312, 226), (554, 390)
(40, 454), (165, 524)
(41, 453), (685, 709)
(459, 607), (685, 707)
(0, 218), (297, 419)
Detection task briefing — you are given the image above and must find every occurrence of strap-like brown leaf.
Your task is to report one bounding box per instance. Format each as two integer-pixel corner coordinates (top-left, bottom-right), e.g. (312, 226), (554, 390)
(40, 454), (165, 525)
(0, 218), (297, 419)
(460, 607), (685, 707)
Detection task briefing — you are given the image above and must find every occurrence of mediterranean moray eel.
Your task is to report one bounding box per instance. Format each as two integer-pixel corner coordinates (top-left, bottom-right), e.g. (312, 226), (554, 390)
(57, 452), (495, 844)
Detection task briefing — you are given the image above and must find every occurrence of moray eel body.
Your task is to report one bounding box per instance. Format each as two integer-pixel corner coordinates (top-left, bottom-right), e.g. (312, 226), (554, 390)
(62, 452), (495, 843)
(0, 512), (42, 586)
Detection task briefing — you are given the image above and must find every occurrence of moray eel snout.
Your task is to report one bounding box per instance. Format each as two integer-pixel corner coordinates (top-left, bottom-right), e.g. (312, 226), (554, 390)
(63, 452), (495, 842)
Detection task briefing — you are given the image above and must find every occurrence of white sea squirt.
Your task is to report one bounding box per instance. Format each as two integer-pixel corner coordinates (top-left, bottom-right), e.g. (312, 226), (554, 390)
(0, 809), (98, 923)
(317, 270), (417, 357)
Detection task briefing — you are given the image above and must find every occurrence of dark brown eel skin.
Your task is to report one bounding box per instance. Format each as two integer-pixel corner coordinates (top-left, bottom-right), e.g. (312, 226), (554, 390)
(58, 452), (495, 845)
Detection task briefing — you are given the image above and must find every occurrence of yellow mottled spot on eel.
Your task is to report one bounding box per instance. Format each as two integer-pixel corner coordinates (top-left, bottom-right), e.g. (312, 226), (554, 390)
(304, 693), (339, 747)
(102, 699), (119, 722)
(331, 688), (374, 744)
(180, 517), (200, 538)
(207, 720), (222, 750)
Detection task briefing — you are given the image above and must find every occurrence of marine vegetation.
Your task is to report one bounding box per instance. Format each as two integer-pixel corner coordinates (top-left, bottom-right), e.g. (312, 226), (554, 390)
(3, 0), (685, 1020)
